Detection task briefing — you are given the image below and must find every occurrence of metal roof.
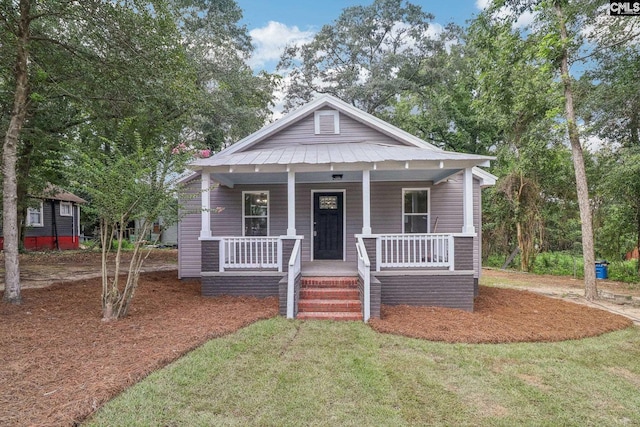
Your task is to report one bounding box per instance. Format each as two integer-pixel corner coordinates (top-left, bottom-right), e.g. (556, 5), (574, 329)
(191, 142), (492, 168)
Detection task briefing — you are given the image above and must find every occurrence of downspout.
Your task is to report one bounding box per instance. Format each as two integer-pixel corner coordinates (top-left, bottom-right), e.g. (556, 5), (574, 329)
(51, 200), (59, 250)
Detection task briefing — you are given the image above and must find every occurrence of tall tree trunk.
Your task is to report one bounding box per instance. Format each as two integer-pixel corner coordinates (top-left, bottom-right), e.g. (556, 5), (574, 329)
(2, 0), (31, 304)
(555, 2), (597, 300)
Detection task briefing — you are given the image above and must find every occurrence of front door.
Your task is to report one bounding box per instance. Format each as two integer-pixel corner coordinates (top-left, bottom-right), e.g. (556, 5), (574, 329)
(313, 192), (344, 260)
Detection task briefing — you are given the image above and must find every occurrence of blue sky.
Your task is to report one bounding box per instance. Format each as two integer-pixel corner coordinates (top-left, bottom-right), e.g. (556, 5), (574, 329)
(235, 0), (495, 72)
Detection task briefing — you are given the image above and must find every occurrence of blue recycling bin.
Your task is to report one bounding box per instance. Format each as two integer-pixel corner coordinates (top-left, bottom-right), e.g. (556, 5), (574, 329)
(595, 261), (609, 279)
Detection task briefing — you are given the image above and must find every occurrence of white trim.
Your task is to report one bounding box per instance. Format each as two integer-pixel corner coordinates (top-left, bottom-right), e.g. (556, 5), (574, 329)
(314, 110), (340, 134)
(287, 171), (296, 236)
(433, 166), (497, 187)
(60, 201), (72, 217)
(402, 188), (431, 234)
(200, 173), (212, 238)
(26, 202), (44, 227)
(310, 189), (347, 261)
(463, 168), (476, 234)
(242, 190), (270, 237)
(362, 170), (371, 235)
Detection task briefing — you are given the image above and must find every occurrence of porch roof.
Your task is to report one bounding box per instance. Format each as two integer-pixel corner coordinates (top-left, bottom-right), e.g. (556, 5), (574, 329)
(190, 141), (493, 171)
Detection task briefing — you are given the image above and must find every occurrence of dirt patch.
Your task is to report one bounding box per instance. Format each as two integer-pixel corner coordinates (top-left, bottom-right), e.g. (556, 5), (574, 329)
(369, 286), (633, 344)
(0, 249), (178, 291)
(0, 271), (278, 426)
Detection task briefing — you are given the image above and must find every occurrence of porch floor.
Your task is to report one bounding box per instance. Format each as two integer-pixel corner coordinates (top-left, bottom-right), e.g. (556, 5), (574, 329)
(301, 261), (358, 277)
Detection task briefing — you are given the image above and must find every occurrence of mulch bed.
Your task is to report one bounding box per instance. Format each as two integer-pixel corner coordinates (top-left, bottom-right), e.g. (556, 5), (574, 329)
(0, 275), (634, 426)
(0, 271), (278, 426)
(369, 286), (633, 344)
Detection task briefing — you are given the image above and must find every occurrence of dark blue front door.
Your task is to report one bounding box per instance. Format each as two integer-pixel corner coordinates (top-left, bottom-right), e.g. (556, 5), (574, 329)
(313, 192), (343, 260)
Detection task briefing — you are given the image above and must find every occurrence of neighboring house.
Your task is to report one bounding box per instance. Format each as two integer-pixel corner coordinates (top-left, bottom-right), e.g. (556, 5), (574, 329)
(0, 185), (86, 251)
(179, 95), (496, 321)
(132, 217), (178, 247)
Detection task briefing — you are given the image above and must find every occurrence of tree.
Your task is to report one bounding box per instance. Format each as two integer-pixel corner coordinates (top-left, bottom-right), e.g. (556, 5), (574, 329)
(487, 0), (601, 299)
(1, 0), (188, 303)
(580, 12), (640, 272)
(277, 0), (442, 114)
(1, 0), (275, 304)
(388, 23), (500, 155)
(66, 121), (190, 320)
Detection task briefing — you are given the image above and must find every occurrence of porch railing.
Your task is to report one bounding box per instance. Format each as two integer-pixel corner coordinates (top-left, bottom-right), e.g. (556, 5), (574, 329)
(376, 233), (454, 271)
(356, 236), (371, 322)
(286, 238), (302, 319)
(220, 237), (282, 271)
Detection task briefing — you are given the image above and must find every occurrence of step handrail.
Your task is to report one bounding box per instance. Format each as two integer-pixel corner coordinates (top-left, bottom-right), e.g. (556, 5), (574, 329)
(356, 236), (371, 322)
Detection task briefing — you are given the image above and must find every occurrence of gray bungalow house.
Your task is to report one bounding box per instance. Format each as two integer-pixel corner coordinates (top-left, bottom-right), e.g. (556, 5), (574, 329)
(179, 95), (495, 321)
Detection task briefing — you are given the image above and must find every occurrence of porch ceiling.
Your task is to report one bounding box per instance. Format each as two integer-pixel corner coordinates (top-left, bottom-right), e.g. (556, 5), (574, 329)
(210, 168), (466, 186)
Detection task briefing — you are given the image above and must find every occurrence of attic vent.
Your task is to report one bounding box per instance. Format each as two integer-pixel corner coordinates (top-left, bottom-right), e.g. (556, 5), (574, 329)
(314, 110), (340, 135)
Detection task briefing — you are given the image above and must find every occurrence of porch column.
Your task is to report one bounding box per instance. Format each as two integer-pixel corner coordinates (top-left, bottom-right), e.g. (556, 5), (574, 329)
(200, 171), (212, 238)
(287, 171), (296, 236)
(362, 169), (372, 235)
(462, 167), (476, 234)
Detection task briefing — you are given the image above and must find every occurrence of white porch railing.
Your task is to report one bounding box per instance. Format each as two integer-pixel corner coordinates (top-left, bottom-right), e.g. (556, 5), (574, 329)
(376, 233), (454, 271)
(356, 236), (371, 322)
(286, 238), (302, 319)
(220, 237), (282, 271)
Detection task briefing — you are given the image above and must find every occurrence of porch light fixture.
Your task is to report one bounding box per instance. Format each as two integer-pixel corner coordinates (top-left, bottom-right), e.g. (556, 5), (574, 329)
(332, 174), (343, 181)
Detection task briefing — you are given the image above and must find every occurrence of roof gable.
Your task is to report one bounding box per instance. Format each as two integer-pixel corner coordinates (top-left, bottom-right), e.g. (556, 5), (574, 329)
(218, 95), (442, 157)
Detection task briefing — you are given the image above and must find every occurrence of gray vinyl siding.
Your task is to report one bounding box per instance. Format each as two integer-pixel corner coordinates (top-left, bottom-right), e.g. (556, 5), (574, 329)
(249, 110), (410, 151)
(178, 174), (483, 276)
(178, 176), (203, 278)
(370, 177), (481, 278)
(295, 182), (362, 262)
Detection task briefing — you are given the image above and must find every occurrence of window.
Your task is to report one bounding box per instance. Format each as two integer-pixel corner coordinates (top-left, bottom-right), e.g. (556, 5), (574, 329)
(314, 110), (340, 134)
(60, 201), (72, 217)
(27, 202), (44, 227)
(243, 191), (269, 236)
(403, 189), (430, 233)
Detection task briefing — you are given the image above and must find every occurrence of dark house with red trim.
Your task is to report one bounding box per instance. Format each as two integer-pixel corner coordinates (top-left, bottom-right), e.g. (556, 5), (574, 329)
(0, 186), (86, 251)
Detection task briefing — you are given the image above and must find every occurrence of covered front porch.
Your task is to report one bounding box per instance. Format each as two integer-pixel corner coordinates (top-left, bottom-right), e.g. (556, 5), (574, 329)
(199, 229), (476, 321)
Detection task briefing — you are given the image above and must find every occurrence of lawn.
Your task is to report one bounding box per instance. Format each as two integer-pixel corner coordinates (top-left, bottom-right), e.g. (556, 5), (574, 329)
(87, 319), (640, 426)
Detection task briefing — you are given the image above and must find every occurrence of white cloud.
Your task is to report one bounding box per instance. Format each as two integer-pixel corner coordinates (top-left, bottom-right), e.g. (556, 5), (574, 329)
(248, 21), (315, 70)
(514, 10), (536, 29)
(425, 22), (444, 39)
(475, 0), (491, 10)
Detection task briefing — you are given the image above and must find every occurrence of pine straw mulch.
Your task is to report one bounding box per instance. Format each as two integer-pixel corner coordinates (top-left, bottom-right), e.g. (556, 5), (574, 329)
(0, 275), (634, 426)
(0, 270), (278, 427)
(369, 285), (634, 344)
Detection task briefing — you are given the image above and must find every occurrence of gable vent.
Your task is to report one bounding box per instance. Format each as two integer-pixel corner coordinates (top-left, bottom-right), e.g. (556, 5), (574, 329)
(314, 110), (340, 135)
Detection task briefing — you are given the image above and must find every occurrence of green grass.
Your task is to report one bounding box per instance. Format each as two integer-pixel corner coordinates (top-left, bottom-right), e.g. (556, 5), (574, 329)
(87, 319), (640, 426)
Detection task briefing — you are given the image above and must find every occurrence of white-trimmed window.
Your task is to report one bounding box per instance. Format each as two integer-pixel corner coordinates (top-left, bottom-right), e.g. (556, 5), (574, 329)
(243, 191), (269, 236)
(314, 110), (340, 134)
(402, 188), (430, 233)
(27, 202), (44, 227)
(60, 201), (72, 217)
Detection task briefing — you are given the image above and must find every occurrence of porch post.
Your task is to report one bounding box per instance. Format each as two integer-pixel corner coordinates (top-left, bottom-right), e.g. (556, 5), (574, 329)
(200, 171), (212, 238)
(362, 169), (372, 235)
(462, 167), (475, 234)
(287, 171), (296, 236)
